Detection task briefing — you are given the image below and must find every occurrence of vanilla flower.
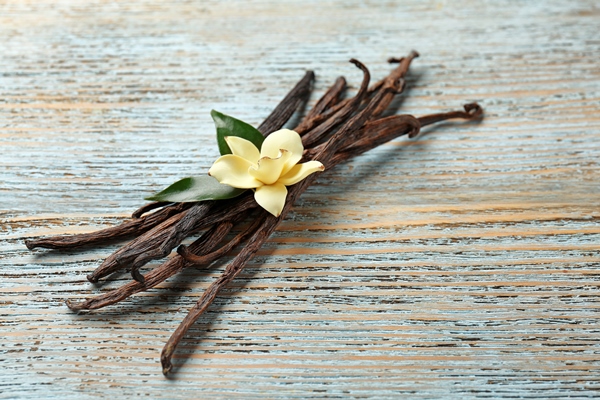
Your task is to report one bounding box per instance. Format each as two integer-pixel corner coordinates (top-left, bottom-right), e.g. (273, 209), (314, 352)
(208, 129), (324, 217)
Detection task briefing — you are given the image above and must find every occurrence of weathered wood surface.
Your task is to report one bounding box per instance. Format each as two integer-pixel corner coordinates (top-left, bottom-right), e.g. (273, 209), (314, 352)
(2, 0), (599, 398)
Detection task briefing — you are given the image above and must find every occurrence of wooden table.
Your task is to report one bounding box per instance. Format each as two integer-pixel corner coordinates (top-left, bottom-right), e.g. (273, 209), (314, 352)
(2, 1), (599, 398)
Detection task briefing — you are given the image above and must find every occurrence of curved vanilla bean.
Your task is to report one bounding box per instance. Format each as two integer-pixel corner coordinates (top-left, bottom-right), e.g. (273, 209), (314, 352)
(368, 50), (419, 119)
(25, 202), (193, 250)
(417, 103), (483, 126)
(329, 103), (483, 167)
(301, 51), (416, 151)
(67, 220), (235, 311)
(300, 59), (371, 148)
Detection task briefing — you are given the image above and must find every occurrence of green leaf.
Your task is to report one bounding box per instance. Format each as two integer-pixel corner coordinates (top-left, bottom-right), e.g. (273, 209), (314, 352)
(211, 109), (264, 155)
(145, 175), (246, 203)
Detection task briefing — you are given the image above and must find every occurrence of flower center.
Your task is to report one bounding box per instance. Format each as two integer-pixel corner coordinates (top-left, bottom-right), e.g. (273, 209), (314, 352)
(249, 150), (292, 185)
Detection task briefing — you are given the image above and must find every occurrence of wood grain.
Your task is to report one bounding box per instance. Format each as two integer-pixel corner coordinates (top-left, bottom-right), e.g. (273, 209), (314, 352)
(1, 0), (599, 398)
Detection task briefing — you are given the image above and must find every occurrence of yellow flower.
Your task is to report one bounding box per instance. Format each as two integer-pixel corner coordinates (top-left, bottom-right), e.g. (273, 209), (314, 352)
(208, 129), (324, 217)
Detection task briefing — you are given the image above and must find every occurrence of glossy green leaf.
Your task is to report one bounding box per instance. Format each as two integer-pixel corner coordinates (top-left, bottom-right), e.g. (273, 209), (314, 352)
(211, 109), (264, 155)
(145, 175), (246, 203)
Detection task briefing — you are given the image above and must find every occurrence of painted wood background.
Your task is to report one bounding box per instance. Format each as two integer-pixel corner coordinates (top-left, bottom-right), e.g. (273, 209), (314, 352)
(1, 0), (599, 398)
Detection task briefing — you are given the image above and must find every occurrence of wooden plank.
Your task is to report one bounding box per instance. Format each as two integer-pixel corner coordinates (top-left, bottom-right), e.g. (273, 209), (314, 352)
(1, 0), (599, 398)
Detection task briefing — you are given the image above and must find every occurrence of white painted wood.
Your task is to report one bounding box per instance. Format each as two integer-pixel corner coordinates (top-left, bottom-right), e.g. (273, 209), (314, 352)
(1, 0), (599, 398)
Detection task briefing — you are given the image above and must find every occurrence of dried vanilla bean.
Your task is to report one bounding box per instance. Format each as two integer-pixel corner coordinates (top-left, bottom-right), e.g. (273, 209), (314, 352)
(24, 52), (484, 376)
(25, 202), (193, 250)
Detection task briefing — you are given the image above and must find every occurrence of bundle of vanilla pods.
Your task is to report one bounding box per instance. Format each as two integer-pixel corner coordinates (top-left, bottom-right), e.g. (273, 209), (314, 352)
(26, 51), (483, 375)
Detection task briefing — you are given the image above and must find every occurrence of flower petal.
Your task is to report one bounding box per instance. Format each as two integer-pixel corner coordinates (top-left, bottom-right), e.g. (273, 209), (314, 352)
(208, 154), (262, 189)
(249, 150), (292, 185)
(261, 129), (304, 173)
(254, 183), (287, 217)
(224, 136), (260, 164)
(278, 161), (325, 186)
